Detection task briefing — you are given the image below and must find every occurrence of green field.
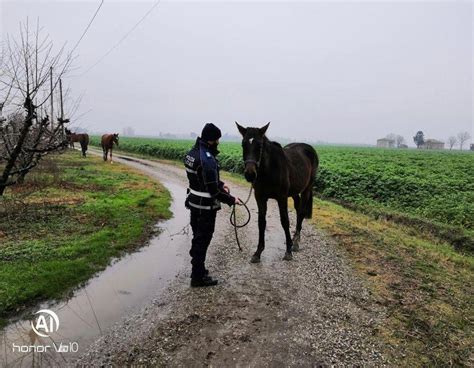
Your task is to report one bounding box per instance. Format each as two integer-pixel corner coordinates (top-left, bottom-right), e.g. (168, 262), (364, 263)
(90, 136), (473, 251)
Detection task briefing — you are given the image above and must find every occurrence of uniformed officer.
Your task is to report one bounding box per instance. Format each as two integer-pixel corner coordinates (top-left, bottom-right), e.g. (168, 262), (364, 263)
(184, 123), (242, 287)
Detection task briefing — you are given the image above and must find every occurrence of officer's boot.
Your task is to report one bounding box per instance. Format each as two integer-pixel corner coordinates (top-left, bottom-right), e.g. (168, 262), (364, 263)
(190, 276), (218, 287)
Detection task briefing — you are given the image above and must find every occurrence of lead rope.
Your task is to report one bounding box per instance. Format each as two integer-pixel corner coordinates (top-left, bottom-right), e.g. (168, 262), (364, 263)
(229, 184), (253, 251)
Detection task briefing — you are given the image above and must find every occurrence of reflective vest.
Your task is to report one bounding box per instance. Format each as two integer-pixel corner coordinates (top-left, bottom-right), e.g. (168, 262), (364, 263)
(184, 138), (235, 211)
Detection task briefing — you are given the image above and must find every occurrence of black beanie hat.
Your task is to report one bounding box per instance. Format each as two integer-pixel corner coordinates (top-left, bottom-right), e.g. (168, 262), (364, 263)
(201, 123), (222, 141)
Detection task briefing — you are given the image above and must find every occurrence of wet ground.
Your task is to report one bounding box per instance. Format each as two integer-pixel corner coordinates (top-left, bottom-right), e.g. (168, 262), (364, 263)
(2, 152), (388, 367)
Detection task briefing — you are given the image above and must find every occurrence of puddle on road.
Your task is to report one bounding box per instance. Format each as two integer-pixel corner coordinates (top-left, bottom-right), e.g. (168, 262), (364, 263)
(0, 157), (191, 367)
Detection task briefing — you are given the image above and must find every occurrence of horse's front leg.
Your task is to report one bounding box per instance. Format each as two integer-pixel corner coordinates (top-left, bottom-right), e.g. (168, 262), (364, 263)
(110, 148), (113, 163)
(250, 197), (267, 263)
(278, 197), (293, 260)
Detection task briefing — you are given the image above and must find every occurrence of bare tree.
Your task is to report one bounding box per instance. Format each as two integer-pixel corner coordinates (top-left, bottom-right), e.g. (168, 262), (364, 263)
(395, 135), (405, 148)
(384, 133), (405, 148)
(457, 131), (471, 151)
(447, 136), (457, 150)
(0, 20), (72, 195)
(385, 133), (396, 142)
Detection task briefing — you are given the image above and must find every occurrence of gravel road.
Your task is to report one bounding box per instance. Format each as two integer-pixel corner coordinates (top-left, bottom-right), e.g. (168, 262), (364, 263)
(76, 154), (387, 367)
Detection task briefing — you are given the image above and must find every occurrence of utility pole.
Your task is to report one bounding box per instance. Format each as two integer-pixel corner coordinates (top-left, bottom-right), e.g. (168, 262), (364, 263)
(59, 78), (65, 138)
(59, 78), (64, 119)
(50, 66), (54, 130)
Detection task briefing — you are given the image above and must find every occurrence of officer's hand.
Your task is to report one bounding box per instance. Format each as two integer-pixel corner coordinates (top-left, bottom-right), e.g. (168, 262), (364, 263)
(234, 197), (243, 205)
(223, 184), (230, 193)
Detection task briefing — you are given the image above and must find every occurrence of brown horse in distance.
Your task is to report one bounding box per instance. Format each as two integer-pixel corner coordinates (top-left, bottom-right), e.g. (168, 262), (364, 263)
(236, 122), (319, 262)
(101, 133), (119, 162)
(65, 128), (89, 157)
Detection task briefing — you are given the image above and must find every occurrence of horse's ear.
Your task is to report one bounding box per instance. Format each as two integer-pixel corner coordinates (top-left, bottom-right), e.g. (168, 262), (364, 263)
(260, 122), (270, 136)
(235, 122), (247, 137)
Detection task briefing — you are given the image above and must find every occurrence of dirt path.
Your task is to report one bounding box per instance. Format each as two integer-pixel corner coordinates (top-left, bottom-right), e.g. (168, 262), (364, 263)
(76, 153), (387, 367)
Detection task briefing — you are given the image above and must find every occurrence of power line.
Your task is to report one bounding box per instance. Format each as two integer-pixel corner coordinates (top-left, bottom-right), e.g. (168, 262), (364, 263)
(39, 0), (104, 108)
(80, 0), (162, 77)
(70, 0), (105, 55)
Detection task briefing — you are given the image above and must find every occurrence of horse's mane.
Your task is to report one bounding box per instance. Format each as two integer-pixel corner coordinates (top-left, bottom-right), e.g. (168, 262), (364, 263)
(270, 140), (282, 149)
(263, 136), (283, 150)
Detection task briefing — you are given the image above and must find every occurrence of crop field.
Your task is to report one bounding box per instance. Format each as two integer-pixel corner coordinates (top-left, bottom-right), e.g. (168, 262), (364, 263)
(90, 136), (473, 246)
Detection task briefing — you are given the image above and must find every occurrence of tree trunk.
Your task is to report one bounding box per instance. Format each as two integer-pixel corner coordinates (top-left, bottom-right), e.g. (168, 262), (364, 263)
(0, 99), (34, 196)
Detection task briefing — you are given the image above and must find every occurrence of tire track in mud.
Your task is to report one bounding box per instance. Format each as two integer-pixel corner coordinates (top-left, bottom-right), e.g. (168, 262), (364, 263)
(77, 152), (387, 367)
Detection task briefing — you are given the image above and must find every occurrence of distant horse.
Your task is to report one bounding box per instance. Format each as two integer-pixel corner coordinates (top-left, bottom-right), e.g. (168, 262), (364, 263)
(236, 122), (319, 262)
(65, 128), (89, 157)
(101, 133), (119, 162)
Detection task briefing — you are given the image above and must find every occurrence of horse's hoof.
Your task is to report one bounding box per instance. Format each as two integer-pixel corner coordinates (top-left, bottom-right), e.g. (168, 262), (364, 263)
(283, 252), (293, 261)
(250, 255), (261, 263)
(292, 244), (300, 252)
(292, 234), (300, 246)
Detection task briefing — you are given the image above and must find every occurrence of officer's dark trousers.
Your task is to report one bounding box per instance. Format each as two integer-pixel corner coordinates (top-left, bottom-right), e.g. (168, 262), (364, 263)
(189, 209), (217, 280)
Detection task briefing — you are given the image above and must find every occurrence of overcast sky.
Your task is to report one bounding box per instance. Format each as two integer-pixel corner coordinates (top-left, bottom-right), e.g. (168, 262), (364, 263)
(1, 0), (472, 145)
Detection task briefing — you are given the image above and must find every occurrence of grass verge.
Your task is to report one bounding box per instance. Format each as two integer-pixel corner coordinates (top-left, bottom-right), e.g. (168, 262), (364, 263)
(0, 150), (171, 325)
(311, 198), (473, 366)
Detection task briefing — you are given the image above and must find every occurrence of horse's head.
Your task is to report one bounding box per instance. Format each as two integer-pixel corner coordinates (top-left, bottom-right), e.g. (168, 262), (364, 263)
(235, 122), (270, 183)
(113, 133), (119, 146)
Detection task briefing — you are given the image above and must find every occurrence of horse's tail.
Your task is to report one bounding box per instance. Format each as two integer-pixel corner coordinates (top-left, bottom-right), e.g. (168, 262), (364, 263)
(302, 145), (318, 219)
(304, 188), (314, 219)
(80, 134), (89, 157)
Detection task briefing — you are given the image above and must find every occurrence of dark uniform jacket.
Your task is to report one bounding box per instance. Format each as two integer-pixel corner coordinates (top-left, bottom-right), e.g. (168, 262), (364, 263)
(184, 138), (235, 211)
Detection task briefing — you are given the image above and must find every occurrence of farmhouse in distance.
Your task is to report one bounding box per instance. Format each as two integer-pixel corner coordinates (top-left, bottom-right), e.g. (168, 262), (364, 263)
(422, 139), (445, 150)
(376, 138), (395, 148)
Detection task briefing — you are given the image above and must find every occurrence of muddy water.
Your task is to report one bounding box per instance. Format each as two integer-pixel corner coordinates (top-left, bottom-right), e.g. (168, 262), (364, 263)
(0, 155), (192, 367)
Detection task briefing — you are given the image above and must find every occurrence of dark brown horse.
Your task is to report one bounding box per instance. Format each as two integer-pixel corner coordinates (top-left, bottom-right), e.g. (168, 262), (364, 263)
(65, 128), (89, 157)
(101, 133), (119, 162)
(236, 122), (318, 262)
